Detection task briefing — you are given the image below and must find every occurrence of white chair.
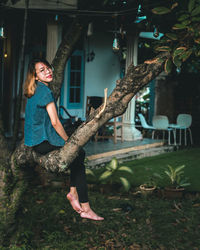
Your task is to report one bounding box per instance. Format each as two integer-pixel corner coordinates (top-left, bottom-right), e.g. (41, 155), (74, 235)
(176, 114), (193, 145)
(152, 115), (175, 145)
(138, 113), (155, 138)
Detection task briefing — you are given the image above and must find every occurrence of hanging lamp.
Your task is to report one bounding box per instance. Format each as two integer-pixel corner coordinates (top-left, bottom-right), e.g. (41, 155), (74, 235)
(112, 33), (120, 52)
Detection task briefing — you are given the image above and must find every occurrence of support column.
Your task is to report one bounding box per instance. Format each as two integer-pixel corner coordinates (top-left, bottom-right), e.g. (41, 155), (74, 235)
(46, 21), (59, 64)
(46, 21), (62, 107)
(123, 34), (142, 141)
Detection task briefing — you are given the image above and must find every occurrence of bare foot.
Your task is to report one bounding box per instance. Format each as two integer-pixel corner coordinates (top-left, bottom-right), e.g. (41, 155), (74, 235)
(80, 209), (104, 221)
(66, 193), (83, 214)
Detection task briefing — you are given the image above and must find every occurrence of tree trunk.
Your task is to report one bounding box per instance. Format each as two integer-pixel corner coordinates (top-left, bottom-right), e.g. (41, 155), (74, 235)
(0, 15), (170, 244)
(0, 18), (84, 245)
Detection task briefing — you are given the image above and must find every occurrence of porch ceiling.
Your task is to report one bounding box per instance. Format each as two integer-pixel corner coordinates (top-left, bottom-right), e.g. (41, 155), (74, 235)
(4, 0), (77, 10)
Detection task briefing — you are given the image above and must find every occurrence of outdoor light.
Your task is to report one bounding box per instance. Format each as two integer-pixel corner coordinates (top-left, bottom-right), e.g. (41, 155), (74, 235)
(4, 38), (8, 58)
(90, 50), (95, 61)
(87, 50), (95, 62)
(55, 15), (59, 21)
(0, 27), (5, 39)
(112, 34), (120, 52)
(153, 27), (159, 38)
(176, 67), (181, 74)
(134, 4), (147, 23)
(87, 22), (93, 37)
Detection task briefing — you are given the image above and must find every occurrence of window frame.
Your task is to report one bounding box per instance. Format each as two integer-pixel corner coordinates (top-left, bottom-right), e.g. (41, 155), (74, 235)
(67, 50), (84, 109)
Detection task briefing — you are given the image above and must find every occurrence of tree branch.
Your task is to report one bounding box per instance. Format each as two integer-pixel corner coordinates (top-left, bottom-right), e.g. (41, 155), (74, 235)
(14, 51), (169, 172)
(50, 19), (84, 100)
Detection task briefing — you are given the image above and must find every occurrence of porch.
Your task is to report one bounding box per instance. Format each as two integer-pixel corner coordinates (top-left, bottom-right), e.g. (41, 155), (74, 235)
(84, 138), (175, 168)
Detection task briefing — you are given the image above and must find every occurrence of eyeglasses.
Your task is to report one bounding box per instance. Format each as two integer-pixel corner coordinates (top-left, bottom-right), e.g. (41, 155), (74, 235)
(36, 66), (53, 75)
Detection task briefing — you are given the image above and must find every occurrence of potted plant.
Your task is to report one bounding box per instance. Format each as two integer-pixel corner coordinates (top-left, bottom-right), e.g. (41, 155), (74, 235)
(163, 165), (190, 198)
(139, 173), (161, 196)
(86, 158), (133, 193)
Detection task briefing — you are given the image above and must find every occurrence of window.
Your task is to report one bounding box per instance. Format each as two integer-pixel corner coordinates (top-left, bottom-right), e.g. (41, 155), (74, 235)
(67, 50), (84, 108)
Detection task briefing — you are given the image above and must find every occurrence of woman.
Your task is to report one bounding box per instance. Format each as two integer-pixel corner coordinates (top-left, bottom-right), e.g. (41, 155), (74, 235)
(24, 58), (104, 221)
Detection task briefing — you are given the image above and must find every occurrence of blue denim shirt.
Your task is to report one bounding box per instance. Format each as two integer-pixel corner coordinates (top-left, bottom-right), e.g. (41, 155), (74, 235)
(24, 81), (65, 147)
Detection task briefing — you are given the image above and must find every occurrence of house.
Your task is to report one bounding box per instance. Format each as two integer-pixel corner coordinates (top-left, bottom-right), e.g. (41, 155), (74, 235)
(3, 1), (198, 145)
(0, 0), (145, 141)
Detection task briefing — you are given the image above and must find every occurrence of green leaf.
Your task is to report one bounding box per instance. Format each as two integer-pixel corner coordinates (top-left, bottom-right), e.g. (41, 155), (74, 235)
(188, 0), (196, 12)
(191, 6), (200, 16)
(167, 165), (174, 174)
(172, 23), (187, 29)
(173, 47), (187, 57)
(106, 160), (113, 170)
(181, 183), (190, 187)
(99, 171), (112, 181)
(152, 7), (171, 15)
(109, 158), (118, 170)
(179, 50), (192, 61)
(194, 38), (200, 44)
(157, 57), (166, 63)
(144, 43), (150, 48)
(164, 170), (173, 180)
(120, 177), (130, 191)
(164, 58), (173, 74)
(174, 165), (185, 174)
(181, 19), (191, 25)
(191, 16), (200, 22)
(166, 33), (178, 40)
(195, 49), (200, 56)
(178, 14), (190, 21)
(173, 56), (182, 68)
(171, 2), (178, 10)
(85, 169), (95, 177)
(155, 46), (171, 52)
(179, 182), (191, 187)
(118, 166), (133, 174)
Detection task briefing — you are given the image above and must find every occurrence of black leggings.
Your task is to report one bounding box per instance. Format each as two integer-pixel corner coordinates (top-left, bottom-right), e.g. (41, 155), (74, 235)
(33, 141), (88, 203)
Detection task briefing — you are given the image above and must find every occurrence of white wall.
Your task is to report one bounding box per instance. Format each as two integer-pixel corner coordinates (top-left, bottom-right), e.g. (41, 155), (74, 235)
(62, 31), (121, 120)
(83, 32), (121, 118)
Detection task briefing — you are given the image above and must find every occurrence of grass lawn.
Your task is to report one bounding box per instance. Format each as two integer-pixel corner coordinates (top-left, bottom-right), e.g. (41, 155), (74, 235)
(124, 147), (200, 192)
(1, 147), (200, 249)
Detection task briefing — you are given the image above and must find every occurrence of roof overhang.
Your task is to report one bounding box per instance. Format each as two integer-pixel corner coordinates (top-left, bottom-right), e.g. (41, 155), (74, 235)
(4, 0), (77, 10)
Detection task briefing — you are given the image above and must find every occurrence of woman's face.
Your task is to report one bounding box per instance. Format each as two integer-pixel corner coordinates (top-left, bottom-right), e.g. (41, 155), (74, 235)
(35, 62), (53, 84)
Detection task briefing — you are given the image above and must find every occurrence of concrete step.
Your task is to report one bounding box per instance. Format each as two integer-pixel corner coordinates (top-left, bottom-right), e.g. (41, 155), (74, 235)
(86, 142), (175, 168)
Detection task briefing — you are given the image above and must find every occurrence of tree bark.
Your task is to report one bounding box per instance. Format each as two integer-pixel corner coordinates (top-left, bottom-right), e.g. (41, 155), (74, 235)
(50, 19), (84, 101)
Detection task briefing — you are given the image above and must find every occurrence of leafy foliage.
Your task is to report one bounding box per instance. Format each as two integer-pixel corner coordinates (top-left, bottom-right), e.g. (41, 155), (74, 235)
(164, 165), (191, 189)
(86, 158), (133, 191)
(151, 0), (200, 73)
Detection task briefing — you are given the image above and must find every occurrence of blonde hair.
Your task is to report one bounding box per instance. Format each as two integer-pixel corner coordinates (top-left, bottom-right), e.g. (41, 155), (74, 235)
(23, 71), (37, 98)
(23, 58), (52, 98)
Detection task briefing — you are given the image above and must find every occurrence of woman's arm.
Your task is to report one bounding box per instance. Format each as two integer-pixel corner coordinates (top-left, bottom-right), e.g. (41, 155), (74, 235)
(46, 102), (69, 142)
